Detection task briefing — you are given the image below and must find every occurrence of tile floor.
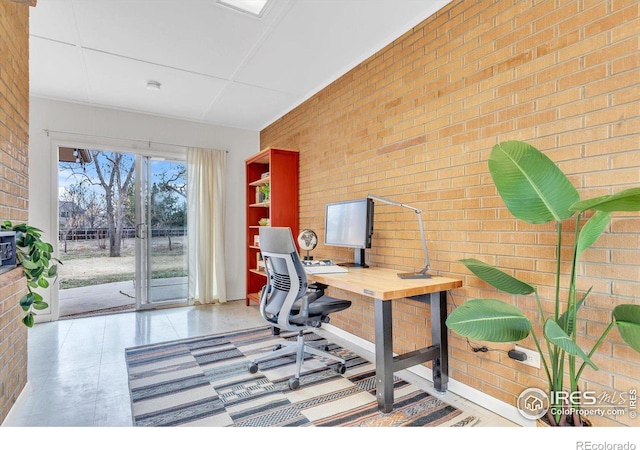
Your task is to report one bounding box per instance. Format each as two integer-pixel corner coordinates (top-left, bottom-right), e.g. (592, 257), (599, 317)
(2, 300), (516, 427)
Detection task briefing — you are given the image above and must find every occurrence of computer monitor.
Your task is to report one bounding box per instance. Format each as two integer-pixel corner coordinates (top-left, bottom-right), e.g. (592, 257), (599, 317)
(324, 198), (374, 267)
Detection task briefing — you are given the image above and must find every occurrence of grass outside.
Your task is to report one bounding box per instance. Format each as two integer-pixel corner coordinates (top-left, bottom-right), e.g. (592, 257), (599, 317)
(57, 237), (187, 289)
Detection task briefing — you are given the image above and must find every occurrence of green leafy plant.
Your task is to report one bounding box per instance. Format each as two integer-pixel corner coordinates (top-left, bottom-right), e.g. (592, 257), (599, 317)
(445, 140), (640, 426)
(259, 183), (270, 201)
(1, 221), (61, 327)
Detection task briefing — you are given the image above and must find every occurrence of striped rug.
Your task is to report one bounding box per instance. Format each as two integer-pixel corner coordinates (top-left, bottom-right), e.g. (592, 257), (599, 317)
(125, 326), (478, 427)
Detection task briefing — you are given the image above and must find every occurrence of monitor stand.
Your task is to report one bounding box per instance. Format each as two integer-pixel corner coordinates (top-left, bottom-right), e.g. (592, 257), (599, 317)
(338, 248), (369, 268)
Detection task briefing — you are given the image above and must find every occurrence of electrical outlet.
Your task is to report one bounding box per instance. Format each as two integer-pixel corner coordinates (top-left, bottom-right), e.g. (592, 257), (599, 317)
(514, 345), (540, 369)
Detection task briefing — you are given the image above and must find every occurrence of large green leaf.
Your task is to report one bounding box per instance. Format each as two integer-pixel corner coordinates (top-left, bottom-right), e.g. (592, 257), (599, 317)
(544, 319), (598, 369)
(20, 259), (39, 270)
(461, 258), (535, 295)
(557, 291), (589, 334)
(35, 241), (50, 252)
(488, 141), (579, 224)
(613, 305), (640, 353)
(19, 293), (35, 311)
(22, 313), (34, 328)
(47, 265), (58, 278)
(446, 299), (531, 342)
(32, 300), (49, 310)
(576, 211), (611, 258)
(571, 187), (640, 213)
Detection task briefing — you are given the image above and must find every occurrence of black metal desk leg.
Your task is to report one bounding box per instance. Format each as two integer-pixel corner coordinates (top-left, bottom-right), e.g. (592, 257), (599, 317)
(431, 290), (449, 392)
(374, 298), (394, 413)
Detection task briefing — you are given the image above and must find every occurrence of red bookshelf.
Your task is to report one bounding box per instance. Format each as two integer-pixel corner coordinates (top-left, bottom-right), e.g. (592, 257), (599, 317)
(245, 147), (299, 305)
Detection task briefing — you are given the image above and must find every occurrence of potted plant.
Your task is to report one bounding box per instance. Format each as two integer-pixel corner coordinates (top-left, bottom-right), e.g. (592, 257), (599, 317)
(1, 221), (60, 327)
(445, 140), (640, 426)
(259, 183), (270, 202)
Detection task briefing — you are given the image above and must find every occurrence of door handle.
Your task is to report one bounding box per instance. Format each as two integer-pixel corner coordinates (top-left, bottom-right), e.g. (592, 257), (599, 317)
(136, 223), (146, 239)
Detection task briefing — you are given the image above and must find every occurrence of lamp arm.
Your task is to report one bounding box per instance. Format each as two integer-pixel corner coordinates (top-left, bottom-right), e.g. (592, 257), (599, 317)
(367, 194), (431, 274)
(367, 194), (421, 213)
(415, 209), (430, 274)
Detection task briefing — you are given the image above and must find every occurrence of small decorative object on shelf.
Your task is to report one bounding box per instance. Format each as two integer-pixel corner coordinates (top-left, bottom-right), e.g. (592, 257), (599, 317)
(297, 229), (318, 260)
(253, 235), (260, 246)
(258, 218), (270, 226)
(258, 183), (270, 202)
(261, 171), (270, 179)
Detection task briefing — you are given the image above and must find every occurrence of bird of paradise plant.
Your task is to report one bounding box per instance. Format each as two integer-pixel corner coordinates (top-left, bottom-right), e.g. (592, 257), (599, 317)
(446, 140), (640, 426)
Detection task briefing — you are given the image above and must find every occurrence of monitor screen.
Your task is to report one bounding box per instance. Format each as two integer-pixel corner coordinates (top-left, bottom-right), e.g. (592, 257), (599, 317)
(324, 198), (374, 249)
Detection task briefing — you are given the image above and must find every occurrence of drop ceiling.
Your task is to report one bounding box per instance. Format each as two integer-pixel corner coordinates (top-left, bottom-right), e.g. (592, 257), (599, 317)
(29, 0), (452, 131)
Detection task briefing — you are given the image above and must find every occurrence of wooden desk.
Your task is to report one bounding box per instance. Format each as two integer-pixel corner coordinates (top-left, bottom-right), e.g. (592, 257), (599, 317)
(308, 267), (462, 413)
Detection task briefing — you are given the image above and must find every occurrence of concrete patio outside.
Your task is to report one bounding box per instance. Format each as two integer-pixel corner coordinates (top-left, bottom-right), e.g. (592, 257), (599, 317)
(59, 277), (187, 318)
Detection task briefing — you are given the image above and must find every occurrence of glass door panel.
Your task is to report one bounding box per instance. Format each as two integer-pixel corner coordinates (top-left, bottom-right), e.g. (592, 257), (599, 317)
(135, 156), (188, 308)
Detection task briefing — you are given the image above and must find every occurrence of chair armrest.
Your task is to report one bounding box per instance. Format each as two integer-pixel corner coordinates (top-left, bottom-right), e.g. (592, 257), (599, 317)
(307, 282), (328, 298)
(291, 289), (322, 322)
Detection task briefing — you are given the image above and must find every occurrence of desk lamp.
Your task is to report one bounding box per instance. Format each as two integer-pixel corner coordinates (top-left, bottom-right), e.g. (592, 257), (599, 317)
(367, 194), (432, 279)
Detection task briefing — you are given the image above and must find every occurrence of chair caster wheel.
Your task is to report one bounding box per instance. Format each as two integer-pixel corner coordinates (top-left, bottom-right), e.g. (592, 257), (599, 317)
(248, 362), (259, 374)
(288, 378), (300, 390)
(335, 363), (346, 375)
(322, 344), (330, 351)
(273, 344), (282, 351)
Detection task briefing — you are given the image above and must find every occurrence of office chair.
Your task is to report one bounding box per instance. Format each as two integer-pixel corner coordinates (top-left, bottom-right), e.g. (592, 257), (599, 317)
(247, 227), (352, 390)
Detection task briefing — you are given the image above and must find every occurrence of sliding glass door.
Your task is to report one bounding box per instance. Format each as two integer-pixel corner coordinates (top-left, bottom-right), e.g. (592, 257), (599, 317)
(135, 156), (188, 309)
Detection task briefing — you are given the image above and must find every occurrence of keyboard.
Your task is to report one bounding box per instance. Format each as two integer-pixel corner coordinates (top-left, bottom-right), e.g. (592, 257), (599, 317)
(303, 264), (348, 274)
(301, 259), (334, 266)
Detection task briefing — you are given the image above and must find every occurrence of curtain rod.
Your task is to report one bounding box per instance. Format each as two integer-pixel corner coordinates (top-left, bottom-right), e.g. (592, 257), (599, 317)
(42, 128), (228, 152)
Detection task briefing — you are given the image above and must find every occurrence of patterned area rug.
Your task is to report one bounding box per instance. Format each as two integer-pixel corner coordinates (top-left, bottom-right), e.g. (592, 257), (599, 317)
(125, 326), (479, 427)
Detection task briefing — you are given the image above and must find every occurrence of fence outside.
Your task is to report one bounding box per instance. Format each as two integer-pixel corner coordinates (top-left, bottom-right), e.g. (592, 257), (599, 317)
(59, 228), (187, 241)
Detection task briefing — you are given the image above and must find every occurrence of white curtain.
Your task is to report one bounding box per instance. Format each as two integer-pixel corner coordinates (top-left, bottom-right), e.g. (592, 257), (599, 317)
(187, 147), (227, 304)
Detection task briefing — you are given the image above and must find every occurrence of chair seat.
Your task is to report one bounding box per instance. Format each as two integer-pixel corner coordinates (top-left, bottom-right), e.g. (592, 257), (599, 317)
(296, 296), (351, 317)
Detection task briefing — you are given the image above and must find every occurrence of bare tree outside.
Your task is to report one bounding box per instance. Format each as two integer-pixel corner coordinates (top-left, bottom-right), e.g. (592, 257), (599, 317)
(153, 163), (186, 251)
(61, 151), (135, 257)
(157, 163), (186, 198)
(93, 151), (135, 257)
(59, 181), (89, 253)
(59, 180), (107, 252)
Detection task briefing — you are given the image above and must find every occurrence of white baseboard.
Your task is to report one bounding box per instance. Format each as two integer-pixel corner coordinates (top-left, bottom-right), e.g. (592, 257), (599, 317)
(323, 323), (534, 427)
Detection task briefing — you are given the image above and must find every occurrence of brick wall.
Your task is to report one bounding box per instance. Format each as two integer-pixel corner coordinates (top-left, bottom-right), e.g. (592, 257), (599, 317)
(261, 0), (640, 426)
(0, 1), (31, 424)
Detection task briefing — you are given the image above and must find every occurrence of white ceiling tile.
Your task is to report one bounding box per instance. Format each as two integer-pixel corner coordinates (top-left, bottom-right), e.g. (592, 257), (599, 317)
(29, 0), (78, 45)
(71, 0), (276, 79)
(29, 38), (91, 103)
(236, 0), (450, 95)
(82, 50), (228, 121)
(203, 82), (297, 130)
